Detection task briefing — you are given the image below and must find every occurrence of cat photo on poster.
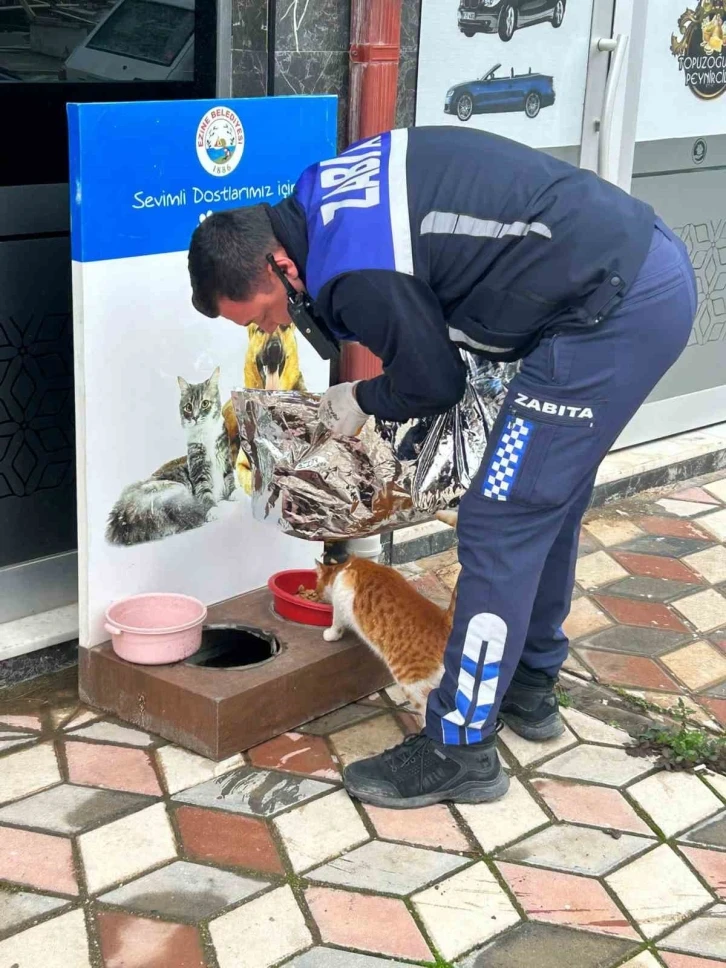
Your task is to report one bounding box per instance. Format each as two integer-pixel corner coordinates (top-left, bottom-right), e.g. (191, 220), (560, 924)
(105, 322), (310, 546)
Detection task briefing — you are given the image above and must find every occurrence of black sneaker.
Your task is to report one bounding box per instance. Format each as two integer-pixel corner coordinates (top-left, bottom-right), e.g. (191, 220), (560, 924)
(342, 732), (509, 809)
(498, 665), (565, 741)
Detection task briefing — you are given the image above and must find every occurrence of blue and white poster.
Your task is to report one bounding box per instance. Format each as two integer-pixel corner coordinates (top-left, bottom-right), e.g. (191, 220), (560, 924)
(69, 96), (337, 648)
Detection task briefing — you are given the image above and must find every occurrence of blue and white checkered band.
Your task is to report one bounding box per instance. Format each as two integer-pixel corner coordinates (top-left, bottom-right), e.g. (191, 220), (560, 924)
(482, 415), (535, 501)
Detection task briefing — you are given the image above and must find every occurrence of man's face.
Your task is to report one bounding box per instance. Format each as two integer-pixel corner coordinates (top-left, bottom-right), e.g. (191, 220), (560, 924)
(217, 254), (302, 334)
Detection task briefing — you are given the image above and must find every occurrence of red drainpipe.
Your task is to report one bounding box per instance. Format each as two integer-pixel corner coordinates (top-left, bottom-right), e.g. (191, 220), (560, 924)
(338, 0), (403, 384)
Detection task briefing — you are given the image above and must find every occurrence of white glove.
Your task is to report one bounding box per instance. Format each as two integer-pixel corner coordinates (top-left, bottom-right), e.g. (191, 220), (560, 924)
(318, 382), (368, 437)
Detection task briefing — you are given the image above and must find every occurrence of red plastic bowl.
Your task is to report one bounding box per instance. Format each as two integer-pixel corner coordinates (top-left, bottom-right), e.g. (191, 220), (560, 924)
(268, 569), (333, 627)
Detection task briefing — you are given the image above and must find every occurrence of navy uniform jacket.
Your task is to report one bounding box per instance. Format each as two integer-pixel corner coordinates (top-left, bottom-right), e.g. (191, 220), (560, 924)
(266, 126), (656, 423)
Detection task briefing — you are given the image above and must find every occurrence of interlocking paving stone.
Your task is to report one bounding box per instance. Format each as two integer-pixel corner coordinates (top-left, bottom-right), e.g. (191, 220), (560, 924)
(680, 846), (726, 901)
(155, 746), (245, 795)
(175, 805), (284, 874)
(499, 823), (653, 876)
(0, 736), (35, 753)
(364, 803), (470, 851)
(0, 783), (151, 834)
(637, 516), (713, 541)
(672, 589), (726, 633)
(79, 802), (177, 895)
(172, 767), (333, 818)
(456, 921), (637, 968)
(305, 886), (432, 961)
(679, 810), (726, 850)
(95, 911), (208, 968)
(604, 577), (702, 602)
(592, 596), (689, 633)
(65, 741), (162, 796)
(530, 778), (652, 835)
(620, 954), (662, 968)
(683, 546), (726, 584)
(560, 708), (629, 746)
(67, 722), (155, 747)
(413, 862), (520, 959)
(537, 744), (656, 786)
(619, 535), (715, 559)
(0, 743), (60, 806)
(307, 840), (469, 895)
(576, 625), (688, 656)
(661, 955), (726, 968)
(576, 552), (629, 588)
(457, 777), (549, 852)
(660, 905), (726, 960)
(282, 951), (413, 968)
(577, 649), (680, 691)
(0, 715), (42, 731)
(612, 552), (703, 583)
(498, 723), (577, 766)
(606, 845), (713, 939)
(209, 885), (311, 968)
(497, 862), (637, 938)
(701, 697), (726, 725)
(0, 910), (92, 968)
(657, 498), (718, 517)
(248, 732), (340, 779)
(703, 479), (726, 502)
(0, 888), (69, 935)
(628, 772), (723, 838)
(299, 704), (386, 736)
(99, 860), (267, 920)
(584, 518), (644, 547)
(661, 641), (726, 690)
(563, 599), (612, 639)
(0, 825), (78, 895)
(329, 716), (404, 767)
(273, 790), (369, 872)
(698, 509), (726, 541)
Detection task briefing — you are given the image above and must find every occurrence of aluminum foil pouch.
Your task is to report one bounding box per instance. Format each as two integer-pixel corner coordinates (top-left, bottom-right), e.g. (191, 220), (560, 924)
(231, 353), (518, 541)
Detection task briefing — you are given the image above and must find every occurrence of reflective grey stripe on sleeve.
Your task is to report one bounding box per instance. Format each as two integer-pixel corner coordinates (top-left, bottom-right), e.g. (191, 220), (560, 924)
(448, 327), (513, 353)
(421, 211), (552, 240)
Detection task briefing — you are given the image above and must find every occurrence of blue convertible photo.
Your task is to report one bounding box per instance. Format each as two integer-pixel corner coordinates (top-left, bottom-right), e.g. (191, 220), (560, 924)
(444, 64), (555, 121)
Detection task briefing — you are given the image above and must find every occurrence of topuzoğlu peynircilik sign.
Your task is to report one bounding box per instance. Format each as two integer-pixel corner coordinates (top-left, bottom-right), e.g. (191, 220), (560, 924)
(68, 96), (337, 648)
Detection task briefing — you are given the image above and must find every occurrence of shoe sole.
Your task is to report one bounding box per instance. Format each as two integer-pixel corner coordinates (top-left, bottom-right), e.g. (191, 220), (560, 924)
(499, 711), (565, 741)
(344, 770), (510, 810)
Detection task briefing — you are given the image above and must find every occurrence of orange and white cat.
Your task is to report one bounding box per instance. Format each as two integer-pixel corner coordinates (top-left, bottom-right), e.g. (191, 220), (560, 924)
(315, 556), (457, 716)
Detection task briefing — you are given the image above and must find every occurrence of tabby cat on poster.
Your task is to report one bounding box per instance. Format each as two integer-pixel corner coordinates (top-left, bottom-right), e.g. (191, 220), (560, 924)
(106, 367), (240, 546)
(316, 555), (458, 716)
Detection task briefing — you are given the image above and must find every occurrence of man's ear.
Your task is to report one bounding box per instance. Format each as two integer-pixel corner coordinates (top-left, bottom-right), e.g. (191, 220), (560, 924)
(267, 249), (301, 285)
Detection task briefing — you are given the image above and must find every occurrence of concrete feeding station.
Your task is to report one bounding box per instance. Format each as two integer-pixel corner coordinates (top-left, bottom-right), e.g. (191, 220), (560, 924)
(80, 587), (392, 760)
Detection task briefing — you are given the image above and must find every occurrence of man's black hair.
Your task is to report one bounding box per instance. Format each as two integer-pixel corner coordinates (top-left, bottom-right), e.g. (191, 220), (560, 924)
(188, 206), (278, 318)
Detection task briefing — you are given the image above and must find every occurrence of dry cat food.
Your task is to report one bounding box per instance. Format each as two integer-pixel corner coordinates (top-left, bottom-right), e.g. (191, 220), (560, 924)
(297, 585), (321, 602)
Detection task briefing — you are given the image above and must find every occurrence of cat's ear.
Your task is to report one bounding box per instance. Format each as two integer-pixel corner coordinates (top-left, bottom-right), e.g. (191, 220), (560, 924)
(314, 559), (324, 575)
(177, 376), (189, 393)
(209, 366), (220, 386)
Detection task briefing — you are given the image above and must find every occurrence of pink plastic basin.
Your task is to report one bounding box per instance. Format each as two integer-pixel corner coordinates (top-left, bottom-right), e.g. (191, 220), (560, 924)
(105, 593), (207, 665)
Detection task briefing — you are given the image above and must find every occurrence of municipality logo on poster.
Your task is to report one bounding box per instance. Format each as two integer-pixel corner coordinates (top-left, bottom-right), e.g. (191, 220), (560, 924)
(196, 107), (245, 176)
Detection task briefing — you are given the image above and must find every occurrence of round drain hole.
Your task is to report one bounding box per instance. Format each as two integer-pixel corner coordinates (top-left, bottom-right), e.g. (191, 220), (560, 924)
(185, 625), (280, 670)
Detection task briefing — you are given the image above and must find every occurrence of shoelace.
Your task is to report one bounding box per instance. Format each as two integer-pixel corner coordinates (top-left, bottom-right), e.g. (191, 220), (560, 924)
(381, 733), (430, 773)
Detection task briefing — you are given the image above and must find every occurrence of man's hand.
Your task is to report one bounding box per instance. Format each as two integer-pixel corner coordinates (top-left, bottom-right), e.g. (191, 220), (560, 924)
(318, 382), (368, 437)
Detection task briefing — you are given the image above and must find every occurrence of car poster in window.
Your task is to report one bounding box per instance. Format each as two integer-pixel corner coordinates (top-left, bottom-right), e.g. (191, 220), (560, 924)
(636, 0), (726, 143)
(415, 0), (597, 151)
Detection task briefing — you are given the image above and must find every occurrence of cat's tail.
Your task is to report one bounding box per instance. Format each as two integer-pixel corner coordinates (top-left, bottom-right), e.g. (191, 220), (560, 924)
(435, 509), (458, 529)
(106, 479), (207, 546)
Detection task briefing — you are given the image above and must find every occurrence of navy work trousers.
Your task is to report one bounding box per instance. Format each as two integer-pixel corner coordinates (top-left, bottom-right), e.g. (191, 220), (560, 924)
(426, 221), (698, 745)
